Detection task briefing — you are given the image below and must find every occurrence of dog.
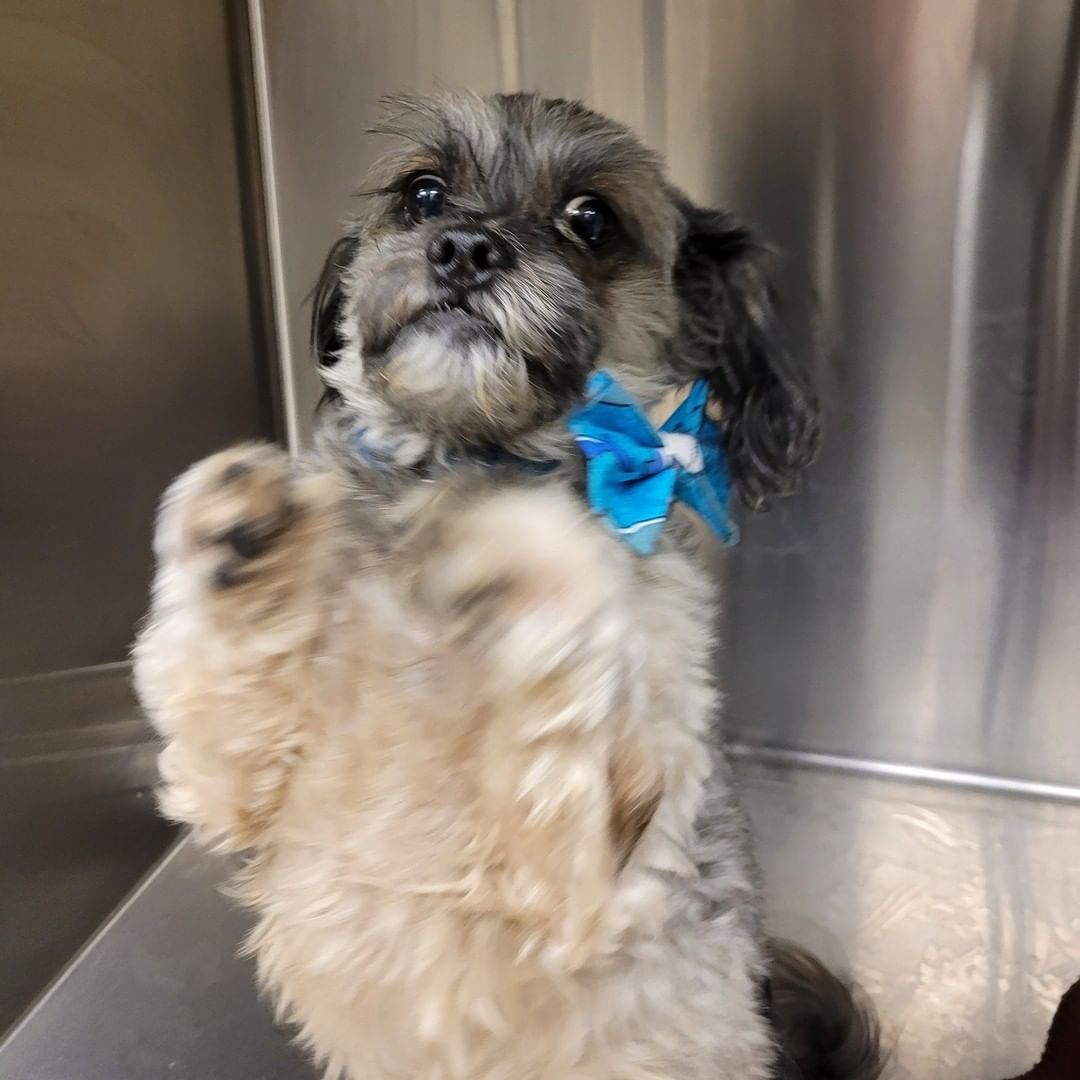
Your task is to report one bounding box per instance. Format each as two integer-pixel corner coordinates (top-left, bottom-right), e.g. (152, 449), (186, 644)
(133, 92), (882, 1080)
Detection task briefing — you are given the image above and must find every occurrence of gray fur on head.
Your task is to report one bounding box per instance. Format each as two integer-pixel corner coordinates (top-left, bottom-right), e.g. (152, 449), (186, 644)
(311, 91), (819, 507)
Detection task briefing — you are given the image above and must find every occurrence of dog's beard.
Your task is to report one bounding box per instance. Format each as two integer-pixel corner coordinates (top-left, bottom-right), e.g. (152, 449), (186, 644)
(377, 308), (533, 441)
(345, 240), (599, 445)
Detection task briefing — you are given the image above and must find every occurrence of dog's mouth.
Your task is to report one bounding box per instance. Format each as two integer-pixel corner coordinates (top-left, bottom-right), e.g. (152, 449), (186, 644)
(369, 298), (502, 360)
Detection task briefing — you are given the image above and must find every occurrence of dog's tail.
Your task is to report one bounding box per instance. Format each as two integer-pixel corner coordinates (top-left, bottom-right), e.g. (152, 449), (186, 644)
(766, 940), (886, 1080)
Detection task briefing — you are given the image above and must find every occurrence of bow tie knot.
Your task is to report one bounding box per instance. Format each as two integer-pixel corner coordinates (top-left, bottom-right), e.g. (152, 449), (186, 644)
(658, 431), (705, 474)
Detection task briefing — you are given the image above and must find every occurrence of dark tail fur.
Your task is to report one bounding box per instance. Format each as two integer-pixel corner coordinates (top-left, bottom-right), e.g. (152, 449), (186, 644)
(766, 941), (886, 1080)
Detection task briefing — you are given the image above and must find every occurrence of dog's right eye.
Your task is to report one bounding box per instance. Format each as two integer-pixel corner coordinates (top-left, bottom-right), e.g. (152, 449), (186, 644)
(405, 174), (447, 223)
(562, 195), (617, 249)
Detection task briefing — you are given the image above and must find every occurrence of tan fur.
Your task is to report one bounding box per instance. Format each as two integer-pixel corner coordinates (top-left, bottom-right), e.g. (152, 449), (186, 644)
(134, 443), (774, 1079)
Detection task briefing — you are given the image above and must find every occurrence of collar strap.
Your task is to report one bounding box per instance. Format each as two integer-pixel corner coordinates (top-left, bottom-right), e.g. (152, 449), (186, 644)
(348, 369), (738, 556)
(349, 426), (557, 477)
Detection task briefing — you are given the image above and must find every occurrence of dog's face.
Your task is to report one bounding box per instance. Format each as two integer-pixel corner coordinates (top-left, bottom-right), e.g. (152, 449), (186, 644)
(315, 92), (819, 509)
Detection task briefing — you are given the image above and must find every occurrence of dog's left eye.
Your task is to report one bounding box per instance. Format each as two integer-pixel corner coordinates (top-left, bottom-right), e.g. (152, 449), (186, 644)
(406, 174), (447, 222)
(563, 195), (617, 248)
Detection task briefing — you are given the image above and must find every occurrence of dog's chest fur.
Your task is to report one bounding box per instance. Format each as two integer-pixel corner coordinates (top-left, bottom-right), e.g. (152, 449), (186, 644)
(220, 459), (772, 1080)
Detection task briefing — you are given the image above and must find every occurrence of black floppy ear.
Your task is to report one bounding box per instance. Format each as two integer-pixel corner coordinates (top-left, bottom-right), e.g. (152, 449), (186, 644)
(668, 199), (821, 511)
(310, 235), (358, 371)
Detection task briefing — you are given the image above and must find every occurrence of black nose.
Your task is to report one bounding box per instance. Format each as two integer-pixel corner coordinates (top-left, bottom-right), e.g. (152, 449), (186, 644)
(427, 226), (514, 289)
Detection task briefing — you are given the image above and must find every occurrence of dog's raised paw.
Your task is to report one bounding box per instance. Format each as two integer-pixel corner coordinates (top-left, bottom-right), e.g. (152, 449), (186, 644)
(157, 443), (300, 592)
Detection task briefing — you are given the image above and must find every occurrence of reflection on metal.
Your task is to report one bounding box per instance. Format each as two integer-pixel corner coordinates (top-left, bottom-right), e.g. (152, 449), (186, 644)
(714, 0), (1080, 792)
(247, 0), (300, 454)
(731, 743), (1080, 806)
(745, 761), (1080, 1080)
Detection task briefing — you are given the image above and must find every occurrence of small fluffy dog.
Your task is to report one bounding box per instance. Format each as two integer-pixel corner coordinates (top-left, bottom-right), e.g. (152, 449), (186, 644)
(134, 93), (882, 1079)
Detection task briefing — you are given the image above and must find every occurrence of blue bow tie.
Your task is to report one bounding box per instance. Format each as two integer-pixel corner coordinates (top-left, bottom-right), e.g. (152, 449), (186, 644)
(567, 370), (739, 555)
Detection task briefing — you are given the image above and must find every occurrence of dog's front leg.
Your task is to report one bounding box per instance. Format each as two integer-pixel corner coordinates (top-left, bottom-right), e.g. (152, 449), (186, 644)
(413, 484), (662, 967)
(133, 443), (341, 851)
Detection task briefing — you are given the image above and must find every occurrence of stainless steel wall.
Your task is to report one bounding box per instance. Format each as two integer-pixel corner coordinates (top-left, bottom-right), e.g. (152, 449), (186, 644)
(254, 0), (1080, 791)
(1, 0), (272, 679)
(0, 0), (274, 1030)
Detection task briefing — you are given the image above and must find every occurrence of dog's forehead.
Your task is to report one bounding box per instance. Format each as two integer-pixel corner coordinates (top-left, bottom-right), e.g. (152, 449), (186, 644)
(454, 94), (655, 185)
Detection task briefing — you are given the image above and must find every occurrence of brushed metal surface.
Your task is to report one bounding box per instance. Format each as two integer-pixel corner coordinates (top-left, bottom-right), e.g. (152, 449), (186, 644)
(255, 0), (1080, 789)
(0, 668), (173, 1034)
(3, 760), (1075, 1079)
(743, 760), (1080, 1079)
(0, 0), (271, 678)
(714, 0), (1080, 792)
(0, 838), (316, 1080)
(0, 0), (271, 1036)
